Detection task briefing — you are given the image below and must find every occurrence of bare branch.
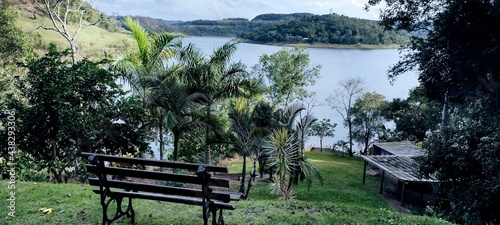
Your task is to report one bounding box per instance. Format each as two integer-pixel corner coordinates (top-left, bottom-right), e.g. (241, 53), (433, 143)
(32, 0), (102, 63)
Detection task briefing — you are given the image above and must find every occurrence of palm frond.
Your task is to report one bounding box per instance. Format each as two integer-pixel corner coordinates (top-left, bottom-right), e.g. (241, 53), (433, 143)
(285, 102), (306, 129)
(297, 114), (318, 144)
(148, 33), (181, 69)
(210, 41), (238, 66)
(124, 17), (150, 63)
(298, 156), (324, 190)
(265, 129), (299, 172)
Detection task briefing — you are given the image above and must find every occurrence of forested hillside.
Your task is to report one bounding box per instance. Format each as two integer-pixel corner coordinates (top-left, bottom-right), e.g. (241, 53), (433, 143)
(114, 16), (266, 37)
(113, 13), (315, 37)
(115, 13), (408, 46)
(251, 13), (314, 21)
(241, 13), (409, 45)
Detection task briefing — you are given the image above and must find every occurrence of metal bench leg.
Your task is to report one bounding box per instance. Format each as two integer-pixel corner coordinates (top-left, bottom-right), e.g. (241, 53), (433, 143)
(100, 196), (135, 225)
(212, 207), (217, 225)
(127, 197), (135, 224)
(218, 209), (224, 225)
(203, 201), (211, 225)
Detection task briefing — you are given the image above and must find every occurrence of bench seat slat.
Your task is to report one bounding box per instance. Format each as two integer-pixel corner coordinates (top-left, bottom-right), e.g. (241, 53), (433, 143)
(230, 193), (242, 201)
(86, 165), (230, 188)
(88, 178), (232, 202)
(81, 152), (228, 173)
(92, 189), (236, 210)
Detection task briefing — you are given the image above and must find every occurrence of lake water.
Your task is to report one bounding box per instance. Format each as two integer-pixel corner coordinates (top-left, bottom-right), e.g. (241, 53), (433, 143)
(154, 36), (418, 154)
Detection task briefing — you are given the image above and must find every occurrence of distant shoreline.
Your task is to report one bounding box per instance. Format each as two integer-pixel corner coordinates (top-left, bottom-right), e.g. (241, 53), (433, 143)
(233, 38), (402, 49)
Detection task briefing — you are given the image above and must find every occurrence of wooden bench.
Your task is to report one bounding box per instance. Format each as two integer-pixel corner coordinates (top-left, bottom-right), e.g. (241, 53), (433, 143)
(81, 152), (240, 225)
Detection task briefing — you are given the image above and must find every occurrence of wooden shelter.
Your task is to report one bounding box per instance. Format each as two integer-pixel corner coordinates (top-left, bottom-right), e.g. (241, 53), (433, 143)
(362, 142), (439, 205)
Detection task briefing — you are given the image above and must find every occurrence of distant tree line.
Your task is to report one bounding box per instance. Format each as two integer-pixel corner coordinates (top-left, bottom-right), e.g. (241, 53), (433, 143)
(251, 13), (314, 21)
(241, 13), (409, 45)
(114, 15), (265, 36)
(114, 13), (409, 45)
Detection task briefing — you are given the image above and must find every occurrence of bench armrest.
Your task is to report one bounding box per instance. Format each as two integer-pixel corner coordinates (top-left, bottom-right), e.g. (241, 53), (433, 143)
(196, 166), (213, 202)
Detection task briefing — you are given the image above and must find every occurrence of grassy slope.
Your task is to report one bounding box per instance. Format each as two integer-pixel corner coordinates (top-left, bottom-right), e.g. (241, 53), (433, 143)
(0, 152), (453, 225)
(14, 9), (133, 58)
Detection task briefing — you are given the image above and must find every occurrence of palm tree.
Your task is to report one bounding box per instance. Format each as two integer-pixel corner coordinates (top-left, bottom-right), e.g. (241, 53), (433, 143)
(228, 98), (268, 198)
(294, 111), (318, 186)
(148, 74), (206, 161)
(334, 140), (349, 157)
(264, 103), (323, 199)
(112, 17), (181, 161)
(178, 42), (249, 165)
(264, 128), (299, 200)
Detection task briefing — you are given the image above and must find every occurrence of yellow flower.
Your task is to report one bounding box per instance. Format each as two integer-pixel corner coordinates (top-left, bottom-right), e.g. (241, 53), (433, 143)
(38, 207), (52, 214)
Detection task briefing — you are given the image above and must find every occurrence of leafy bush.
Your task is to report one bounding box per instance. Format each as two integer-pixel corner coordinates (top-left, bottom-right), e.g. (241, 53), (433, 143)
(420, 105), (500, 224)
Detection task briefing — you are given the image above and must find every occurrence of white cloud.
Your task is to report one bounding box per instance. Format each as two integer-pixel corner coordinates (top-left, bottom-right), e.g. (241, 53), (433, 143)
(89, 0), (381, 21)
(302, 1), (345, 8)
(351, 0), (365, 8)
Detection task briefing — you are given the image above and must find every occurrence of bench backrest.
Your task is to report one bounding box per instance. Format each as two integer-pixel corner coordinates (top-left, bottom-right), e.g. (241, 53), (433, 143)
(81, 152), (233, 202)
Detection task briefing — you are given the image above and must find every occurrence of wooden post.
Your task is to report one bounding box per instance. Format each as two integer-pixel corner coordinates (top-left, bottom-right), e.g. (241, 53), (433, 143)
(379, 171), (385, 194)
(420, 189), (424, 204)
(400, 182), (406, 206)
(362, 161), (367, 184)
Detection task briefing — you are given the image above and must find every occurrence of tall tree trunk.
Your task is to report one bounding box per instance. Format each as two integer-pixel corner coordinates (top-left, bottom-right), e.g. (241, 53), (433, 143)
(51, 144), (63, 183)
(243, 160), (257, 199)
(51, 168), (63, 184)
(173, 132), (180, 161)
(348, 119), (354, 156)
(205, 135), (211, 164)
(239, 153), (247, 193)
(204, 103), (212, 165)
(320, 137), (323, 152)
(159, 115), (164, 162)
(441, 94), (449, 143)
(363, 135), (369, 155)
(70, 40), (78, 64)
(158, 115), (164, 178)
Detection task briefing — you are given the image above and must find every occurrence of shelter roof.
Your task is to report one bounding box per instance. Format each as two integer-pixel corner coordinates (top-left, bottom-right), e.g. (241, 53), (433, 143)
(361, 155), (439, 183)
(373, 141), (426, 157)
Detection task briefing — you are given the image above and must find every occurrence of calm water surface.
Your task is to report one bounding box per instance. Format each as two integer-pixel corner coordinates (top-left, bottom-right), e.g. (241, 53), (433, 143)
(175, 37), (418, 150)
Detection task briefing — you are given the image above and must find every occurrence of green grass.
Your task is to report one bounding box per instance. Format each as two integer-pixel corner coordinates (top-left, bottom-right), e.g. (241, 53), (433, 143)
(0, 151), (453, 225)
(14, 9), (134, 59)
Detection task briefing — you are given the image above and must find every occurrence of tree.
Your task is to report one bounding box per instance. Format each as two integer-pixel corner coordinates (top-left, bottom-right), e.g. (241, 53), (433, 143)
(264, 128), (298, 200)
(334, 140), (348, 157)
(31, 0), (101, 63)
(148, 75), (206, 162)
(178, 42), (251, 165)
(0, 3), (33, 66)
(227, 98), (268, 198)
(14, 47), (149, 183)
(368, 1), (500, 223)
(419, 105), (500, 224)
(383, 87), (441, 141)
(310, 118), (336, 151)
(351, 92), (388, 155)
(113, 17), (180, 161)
(0, 3), (33, 109)
(367, 0), (500, 106)
(264, 102), (323, 199)
(326, 78), (364, 156)
(252, 47), (320, 110)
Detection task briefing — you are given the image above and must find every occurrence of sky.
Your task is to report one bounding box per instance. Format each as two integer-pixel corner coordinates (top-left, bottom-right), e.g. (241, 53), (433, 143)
(89, 0), (384, 21)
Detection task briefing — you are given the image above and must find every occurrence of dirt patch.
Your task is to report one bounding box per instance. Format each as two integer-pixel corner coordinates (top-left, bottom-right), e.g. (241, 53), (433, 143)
(384, 195), (411, 214)
(379, 181), (436, 214)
